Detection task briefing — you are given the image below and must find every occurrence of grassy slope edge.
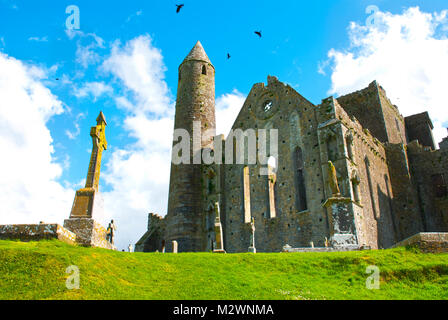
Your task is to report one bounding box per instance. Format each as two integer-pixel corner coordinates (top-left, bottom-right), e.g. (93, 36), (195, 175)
(0, 240), (447, 300)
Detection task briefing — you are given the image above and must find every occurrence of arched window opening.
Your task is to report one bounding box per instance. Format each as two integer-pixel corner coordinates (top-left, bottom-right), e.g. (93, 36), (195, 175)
(202, 65), (207, 75)
(294, 147), (308, 211)
(346, 133), (354, 161)
(351, 172), (361, 203)
(267, 160), (277, 219)
(326, 135), (338, 162)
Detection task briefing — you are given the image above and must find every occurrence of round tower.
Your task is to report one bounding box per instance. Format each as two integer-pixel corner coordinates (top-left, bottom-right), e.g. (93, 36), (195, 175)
(165, 41), (216, 252)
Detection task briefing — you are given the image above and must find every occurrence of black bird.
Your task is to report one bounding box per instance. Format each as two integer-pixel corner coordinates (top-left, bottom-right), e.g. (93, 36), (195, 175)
(176, 4), (184, 13)
(55, 78), (59, 81)
(254, 31), (262, 38)
(227, 53), (231, 59)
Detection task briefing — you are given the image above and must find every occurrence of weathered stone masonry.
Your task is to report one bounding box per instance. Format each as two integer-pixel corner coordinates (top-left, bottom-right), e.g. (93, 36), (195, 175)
(136, 42), (448, 253)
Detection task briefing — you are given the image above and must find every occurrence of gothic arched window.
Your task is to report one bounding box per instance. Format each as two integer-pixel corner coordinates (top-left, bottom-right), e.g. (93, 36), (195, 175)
(326, 134), (338, 162)
(294, 147), (308, 211)
(346, 133), (354, 161)
(202, 65), (207, 75)
(351, 171), (361, 203)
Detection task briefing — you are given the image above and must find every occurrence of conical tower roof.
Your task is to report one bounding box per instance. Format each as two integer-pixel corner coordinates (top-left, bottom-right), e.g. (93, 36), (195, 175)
(182, 41), (212, 65)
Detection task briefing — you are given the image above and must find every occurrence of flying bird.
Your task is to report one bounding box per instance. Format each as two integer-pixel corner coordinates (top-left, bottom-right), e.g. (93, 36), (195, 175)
(227, 53), (231, 59)
(254, 31), (262, 38)
(176, 4), (184, 13)
(55, 78), (59, 81)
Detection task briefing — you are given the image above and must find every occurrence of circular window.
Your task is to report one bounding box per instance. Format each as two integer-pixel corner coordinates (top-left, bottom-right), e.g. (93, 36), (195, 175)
(255, 91), (279, 119)
(263, 100), (273, 112)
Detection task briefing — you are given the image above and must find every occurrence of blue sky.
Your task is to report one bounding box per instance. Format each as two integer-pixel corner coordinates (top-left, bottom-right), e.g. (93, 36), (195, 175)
(1, 0), (448, 249)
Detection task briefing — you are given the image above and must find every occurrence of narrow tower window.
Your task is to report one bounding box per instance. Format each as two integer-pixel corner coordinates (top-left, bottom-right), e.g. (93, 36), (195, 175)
(326, 135), (338, 162)
(202, 65), (207, 75)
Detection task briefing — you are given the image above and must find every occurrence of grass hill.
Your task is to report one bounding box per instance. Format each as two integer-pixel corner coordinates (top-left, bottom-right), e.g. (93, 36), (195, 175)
(0, 239), (447, 300)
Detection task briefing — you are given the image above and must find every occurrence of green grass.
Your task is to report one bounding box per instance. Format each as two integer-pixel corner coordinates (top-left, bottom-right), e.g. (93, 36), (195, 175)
(0, 239), (447, 300)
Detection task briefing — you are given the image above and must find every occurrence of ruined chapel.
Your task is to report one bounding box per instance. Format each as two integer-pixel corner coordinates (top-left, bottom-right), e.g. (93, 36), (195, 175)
(135, 41), (448, 253)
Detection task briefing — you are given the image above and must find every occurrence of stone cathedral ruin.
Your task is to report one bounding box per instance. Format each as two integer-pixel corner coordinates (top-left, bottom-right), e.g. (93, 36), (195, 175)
(135, 41), (448, 253)
(1, 41), (447, 253)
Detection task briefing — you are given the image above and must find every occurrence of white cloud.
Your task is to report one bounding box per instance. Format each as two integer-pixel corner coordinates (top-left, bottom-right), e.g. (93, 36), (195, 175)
(100, 35), (174, 250)
(125, 10), (143, 23)
(65, 112), (86, 140)
(323, 7), (448, 146)
(215, 89), (246, 136)
(102, 35), (172, 115)
(66, 31), (105, 68)
(73, 81), (113, 100)
(0, 52), (73, 225)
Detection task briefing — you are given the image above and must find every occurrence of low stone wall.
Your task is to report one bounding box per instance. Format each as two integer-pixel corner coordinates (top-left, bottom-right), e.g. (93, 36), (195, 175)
(63, 218), (116, 250)
(391, 232), (448, 253)
(0, 224), (77, 245)
(281, 244), (366, 253)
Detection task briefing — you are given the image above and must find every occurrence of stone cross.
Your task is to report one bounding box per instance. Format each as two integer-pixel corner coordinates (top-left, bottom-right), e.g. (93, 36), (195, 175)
(69, 111), (108, 219)
(86, 111), (108, 191)
(248, 217), (256, 253)
(172, 240), (178, 253)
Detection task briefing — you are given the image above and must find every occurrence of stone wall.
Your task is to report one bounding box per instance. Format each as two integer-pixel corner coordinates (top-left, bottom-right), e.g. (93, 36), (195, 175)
(440, 130), (448, 150)
(63, 218), (115, 250)
(407, 141), (448, 232)
(384, 143), (424, 240)
(391, 232), (448, 253)
(376, 84), (407, 144)
(318, 96), (397, 249)
(135, 213), (166, 252)
(405, 112), (436, 150)
(336, 81), (406, 144)
(222, 76), (328, 252)
(0, 224), (77, 245)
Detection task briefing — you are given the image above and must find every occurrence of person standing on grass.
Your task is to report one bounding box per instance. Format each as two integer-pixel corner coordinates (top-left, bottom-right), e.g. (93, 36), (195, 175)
(107, 219), (117, 245)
